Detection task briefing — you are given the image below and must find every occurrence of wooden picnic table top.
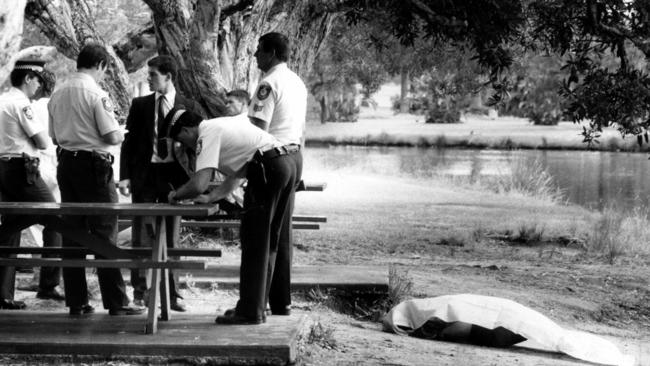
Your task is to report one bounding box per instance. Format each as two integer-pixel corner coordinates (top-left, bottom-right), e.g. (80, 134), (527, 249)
(0, 202), (220, 216)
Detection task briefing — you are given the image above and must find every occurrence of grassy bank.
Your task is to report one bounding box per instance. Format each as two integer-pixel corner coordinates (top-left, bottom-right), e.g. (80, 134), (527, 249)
(306, 107), (648, 152)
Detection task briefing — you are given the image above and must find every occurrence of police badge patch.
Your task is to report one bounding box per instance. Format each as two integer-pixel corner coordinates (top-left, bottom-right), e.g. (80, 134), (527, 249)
(196, 139), (203, 155)
(22, 106), (34, 120)
(101, 97), (114, 112)
(256, 84), (272, 101)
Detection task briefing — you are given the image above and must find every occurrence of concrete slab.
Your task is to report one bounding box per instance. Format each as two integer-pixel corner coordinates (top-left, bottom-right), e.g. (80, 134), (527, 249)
(0, 311), (306, 365)
(176, 264), (389, 292)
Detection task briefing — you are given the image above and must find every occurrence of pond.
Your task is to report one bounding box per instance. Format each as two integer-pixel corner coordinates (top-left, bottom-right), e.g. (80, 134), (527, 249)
(303, 146), (650, 211)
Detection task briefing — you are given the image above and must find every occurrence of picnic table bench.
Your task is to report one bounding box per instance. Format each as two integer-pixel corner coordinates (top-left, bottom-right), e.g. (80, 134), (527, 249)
(0, 181), (327, 334)
(0, 202), (219, 334)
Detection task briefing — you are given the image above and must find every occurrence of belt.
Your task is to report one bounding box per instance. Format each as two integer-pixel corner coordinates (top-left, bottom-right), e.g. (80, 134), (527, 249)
(0, 156), (25, 162)
(257, 144), (301, 161)
(59, 149), (114, 162)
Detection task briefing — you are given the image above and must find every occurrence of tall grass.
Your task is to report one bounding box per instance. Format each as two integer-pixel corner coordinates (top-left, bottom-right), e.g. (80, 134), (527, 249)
(586, 206), (650, 263)
(480, 158), (564, 202)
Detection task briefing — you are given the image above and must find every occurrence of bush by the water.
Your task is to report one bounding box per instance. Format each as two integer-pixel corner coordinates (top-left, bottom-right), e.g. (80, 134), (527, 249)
(475, 158), (563, 202)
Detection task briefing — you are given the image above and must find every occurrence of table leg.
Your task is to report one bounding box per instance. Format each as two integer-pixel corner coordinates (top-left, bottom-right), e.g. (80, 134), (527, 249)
(159, 217), (171, 321)
(145, 216), (167, 334)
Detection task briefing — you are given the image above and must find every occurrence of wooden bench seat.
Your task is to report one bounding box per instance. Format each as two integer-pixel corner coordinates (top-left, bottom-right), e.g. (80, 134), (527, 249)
(118, 215), (327, 231)
(0, 258), (207, 270)
(0, 247), (221, 257)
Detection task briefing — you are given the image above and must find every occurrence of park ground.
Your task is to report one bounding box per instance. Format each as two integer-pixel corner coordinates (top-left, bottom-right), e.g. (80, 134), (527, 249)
(5, 83), (650, 365)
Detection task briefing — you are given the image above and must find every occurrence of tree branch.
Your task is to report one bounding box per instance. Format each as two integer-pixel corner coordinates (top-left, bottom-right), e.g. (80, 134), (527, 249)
(585, 0), (650, 60)
(220, 0), (253, 22)
(113, 22), (156, 73)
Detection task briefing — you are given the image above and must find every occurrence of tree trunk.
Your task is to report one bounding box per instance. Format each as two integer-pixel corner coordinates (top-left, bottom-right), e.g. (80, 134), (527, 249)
(144, 0), (338, 118)
(25, 0), (132, 122)
(0, 0), (27, 85)
(399, 66), (410, 113)
(24, 0), (341, 119)
(319, 95), (327, 124)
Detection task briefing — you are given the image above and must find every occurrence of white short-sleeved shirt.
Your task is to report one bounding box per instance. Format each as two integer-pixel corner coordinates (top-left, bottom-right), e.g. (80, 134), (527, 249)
(195, 113), (281, 176)
(48, 72), (120, 154)
(248, 63), (307, 145)
(0, 87), (45, 157)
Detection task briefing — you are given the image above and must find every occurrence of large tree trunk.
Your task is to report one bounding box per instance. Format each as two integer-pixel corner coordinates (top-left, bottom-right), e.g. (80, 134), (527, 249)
(144, 0), (337, 118)
(0, 0), (27, 85)
(25, 0), (132, 122)
(24, 0), (340, 119)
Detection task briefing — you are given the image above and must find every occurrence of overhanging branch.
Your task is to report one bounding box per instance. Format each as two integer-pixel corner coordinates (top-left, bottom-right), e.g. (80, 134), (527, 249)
(113, 22), (156, 73)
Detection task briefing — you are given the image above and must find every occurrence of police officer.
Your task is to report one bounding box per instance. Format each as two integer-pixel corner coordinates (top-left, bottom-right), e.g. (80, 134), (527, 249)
(248, 32), (307, 316)
(48, 44), (143, 316)
(0, 60), (63, 309)
(166, 108), (301, 324)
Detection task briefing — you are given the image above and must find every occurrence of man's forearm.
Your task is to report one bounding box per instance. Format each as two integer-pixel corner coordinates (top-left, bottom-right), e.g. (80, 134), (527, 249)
(206, 176), (244, 202)
(173, 168), (213, 200)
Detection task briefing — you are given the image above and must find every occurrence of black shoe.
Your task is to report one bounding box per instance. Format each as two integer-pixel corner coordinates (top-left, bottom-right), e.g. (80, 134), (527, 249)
(215, 311), (265, 325)
(271, 306), (291, 316)
(171, 298), (186, 312)
(0, 299), (26, 310)
(69, 304), (95, 315)
(109, 306), (146, 316)
(36, 289), (65, 301)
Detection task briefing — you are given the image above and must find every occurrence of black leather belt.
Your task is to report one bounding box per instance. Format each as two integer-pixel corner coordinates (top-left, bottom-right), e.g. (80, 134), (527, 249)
(258, 144), (301, 160)
(59, 149), (113, 162)
(0, 156), (25, 162)
(59, 149), (95, 159)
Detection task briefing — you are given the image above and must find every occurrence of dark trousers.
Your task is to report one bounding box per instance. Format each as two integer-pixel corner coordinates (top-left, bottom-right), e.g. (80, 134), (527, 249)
(0, 158), (61, 300)
(236, 150), (302, 319)
(57, 152), (129, 310)
(130, 162), (187, 301)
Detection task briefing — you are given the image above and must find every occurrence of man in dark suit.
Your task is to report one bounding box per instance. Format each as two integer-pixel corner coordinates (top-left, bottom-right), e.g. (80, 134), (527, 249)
(119, 55), (204, 312)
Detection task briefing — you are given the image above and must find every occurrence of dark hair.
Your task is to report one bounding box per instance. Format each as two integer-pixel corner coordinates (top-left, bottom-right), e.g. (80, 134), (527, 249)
(39, 70), (57, 97)
(148, 55), (178, 82)
(168, 109), (203, 139)
(259, 32), (290, 62)
(9, 69), (40, 88)
(226, 89), (250, 105)
(77, 44), (111, 70)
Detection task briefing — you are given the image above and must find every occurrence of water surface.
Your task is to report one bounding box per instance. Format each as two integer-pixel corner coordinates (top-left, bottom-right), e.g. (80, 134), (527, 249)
(304, 146), (650, 211)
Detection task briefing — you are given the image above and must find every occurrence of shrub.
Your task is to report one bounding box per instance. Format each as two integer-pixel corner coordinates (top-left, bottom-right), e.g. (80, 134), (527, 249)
(483, 158), (564, 202)
(586, 206), (650, 263)
(388, 265), (414, 308)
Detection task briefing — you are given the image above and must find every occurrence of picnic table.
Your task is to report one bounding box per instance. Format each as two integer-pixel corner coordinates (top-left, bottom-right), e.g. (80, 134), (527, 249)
(0, 202), (219, 334)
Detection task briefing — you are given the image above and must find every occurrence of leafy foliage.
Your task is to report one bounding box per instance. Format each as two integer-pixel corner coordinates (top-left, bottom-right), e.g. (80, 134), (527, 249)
(500, 53), (567, 125)
(309, 19), (386, 122)
(346, 0), (650, 142)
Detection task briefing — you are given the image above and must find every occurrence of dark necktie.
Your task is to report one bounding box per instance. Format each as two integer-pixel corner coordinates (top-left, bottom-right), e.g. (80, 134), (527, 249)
(157, 95), (168, 159)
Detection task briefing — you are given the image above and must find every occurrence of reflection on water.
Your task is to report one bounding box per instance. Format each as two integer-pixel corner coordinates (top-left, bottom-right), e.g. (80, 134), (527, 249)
(304, 146), (650, 211)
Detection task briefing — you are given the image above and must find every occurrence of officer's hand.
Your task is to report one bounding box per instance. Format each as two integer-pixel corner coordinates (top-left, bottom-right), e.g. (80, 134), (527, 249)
(118, 179), (131, 196)
(168, 190), (179, 205)
(193, 194), (211, 204)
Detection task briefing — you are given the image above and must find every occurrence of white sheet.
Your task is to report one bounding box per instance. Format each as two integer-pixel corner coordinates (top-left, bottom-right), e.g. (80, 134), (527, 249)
(382, 294), (635, 366)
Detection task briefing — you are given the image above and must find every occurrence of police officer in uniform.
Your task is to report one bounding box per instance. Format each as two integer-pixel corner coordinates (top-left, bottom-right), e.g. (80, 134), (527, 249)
(0, 60), (63, 309)
(248, 32), (307, 316)
(165, 108), (300, 324)
(48, 44), (143, 316)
